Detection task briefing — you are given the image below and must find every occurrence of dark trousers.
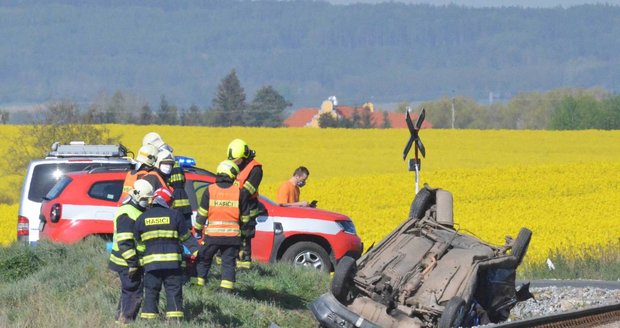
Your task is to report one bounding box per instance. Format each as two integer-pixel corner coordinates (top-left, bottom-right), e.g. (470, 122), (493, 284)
(116, 267), (143, 323)
(197, 243), (239, 284)
(141, 268), (184, 319)
(239, 237), (252, 261)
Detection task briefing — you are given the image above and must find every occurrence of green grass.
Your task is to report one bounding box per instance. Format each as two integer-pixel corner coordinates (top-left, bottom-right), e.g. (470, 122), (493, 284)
(518, 241), (620, 281)
(1, 238), (617, 328)
(0, 238), (330, 328)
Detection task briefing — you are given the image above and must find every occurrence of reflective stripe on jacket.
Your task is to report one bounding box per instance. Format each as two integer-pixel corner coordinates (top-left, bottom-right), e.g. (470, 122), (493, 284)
(206, 184), (241, 238)
(235, 159), (261, 197)
(109, 204), (143, 271)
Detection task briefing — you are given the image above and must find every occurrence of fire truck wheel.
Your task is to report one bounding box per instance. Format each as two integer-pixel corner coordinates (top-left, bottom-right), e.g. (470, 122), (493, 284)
(282, 241), (331, 272)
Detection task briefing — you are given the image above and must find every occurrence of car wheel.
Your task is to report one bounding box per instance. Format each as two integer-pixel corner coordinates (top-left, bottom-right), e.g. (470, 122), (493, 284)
(409, 186), (434, 220)
(331, 256), (357, 303)
(282, 241), (331, 272)
(511, 227), (532, 266)
(438, 296), (467, 328)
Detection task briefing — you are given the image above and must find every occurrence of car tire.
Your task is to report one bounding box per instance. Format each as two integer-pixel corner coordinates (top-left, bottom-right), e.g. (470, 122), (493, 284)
(409, 186), (434, 220)
(438, 296), (467, 328)
(282, 241), (331, 272)
(331, 256), (357, 303)
(511, 227), (532, 266)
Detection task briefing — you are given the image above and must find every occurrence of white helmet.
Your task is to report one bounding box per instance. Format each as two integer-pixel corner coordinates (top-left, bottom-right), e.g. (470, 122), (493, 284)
(130, 179), (154, 203)
(143, 132), (173, 152)
(155, 149), (174, 166)
(136, 144), (158, 167)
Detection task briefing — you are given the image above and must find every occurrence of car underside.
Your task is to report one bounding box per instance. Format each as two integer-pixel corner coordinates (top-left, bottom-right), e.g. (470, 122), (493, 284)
(311, 185), (533, 328)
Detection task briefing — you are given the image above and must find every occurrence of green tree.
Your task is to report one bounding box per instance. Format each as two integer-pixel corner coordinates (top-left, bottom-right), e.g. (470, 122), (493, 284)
(246, 86), (291, 127)
(318, 113), (339, 128)
(209, 69), (247, 127)
(181, 104), (203, 126)
(382, 110), (391, 128)
(139, 103), (154, 125)
(395, 101), (410, 114)
(44, 99), (80, 124)
(157, 95), (178, 125)
(104, 91), (127, 123)
(0, 110), (8, 124)
(351, 109), (361, 128)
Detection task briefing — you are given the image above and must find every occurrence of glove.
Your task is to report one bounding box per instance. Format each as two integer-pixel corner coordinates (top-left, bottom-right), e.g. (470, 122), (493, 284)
(194, 229), (202, 239)
(127, 266), (140, 280)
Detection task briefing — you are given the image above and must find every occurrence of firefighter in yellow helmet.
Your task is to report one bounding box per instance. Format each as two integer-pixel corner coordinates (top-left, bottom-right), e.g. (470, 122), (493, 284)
(226, 139), (263, 269)
(193, 160), (251, 292)
(108, 179), (153, 324)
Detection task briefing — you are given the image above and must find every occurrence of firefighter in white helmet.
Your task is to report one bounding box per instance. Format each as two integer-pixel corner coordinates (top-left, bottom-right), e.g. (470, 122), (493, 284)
(142, 132), (192, 223)
(109, 179), (154, 324)
(119, 144), (158, 204)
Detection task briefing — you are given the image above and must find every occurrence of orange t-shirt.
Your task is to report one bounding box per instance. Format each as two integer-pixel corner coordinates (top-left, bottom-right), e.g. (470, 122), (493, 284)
(276, 180), (300, 204)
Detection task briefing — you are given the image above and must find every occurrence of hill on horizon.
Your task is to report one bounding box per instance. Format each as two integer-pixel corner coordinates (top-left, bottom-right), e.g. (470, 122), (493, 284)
(1, 1), (619, 110)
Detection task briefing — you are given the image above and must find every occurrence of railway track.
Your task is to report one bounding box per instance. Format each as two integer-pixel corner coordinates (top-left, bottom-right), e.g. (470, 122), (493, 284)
(490, 280), (620, 328)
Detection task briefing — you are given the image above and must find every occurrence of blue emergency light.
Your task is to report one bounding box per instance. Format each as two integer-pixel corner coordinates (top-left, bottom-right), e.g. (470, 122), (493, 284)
(175, 156), (196, 168)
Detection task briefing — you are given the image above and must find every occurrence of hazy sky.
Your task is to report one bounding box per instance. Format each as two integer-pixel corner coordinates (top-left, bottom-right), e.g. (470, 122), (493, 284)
(326, 0), (620, 7)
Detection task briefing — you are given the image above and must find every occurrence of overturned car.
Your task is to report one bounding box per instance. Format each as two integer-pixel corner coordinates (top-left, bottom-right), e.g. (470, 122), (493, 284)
(310, 185), (533, 328)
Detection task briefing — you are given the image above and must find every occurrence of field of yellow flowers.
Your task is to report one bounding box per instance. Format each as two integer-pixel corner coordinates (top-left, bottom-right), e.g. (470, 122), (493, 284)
(0, 126), (618, 268)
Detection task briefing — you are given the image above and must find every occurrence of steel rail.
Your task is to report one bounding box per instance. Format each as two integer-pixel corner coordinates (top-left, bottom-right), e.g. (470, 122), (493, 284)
(489, 280), (620, 328)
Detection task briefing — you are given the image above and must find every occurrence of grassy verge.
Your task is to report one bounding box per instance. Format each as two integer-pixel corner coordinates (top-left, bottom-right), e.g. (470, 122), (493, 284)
(518, 241), (620, 281)
(1, 238), (617, 327)
(0, 238), (330, 328)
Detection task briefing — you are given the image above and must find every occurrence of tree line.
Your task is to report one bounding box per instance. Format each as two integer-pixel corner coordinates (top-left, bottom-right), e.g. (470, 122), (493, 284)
(397, 87), (620, 130)
(17, 70), (292, 128)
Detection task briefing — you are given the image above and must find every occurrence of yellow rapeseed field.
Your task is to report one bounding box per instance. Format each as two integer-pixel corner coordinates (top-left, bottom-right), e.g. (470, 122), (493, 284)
(0, 125), (618, 267)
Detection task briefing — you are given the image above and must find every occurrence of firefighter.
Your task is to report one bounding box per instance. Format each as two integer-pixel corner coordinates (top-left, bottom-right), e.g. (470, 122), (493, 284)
(133, 187), (199, 321)
(227, 138), (263, 269)
(193, 160), (250, 292)
(141, 148), (174, 192)
(108, 179), (153, 324)
(118, 144), (158, 204)
(142, 132), (192, 223)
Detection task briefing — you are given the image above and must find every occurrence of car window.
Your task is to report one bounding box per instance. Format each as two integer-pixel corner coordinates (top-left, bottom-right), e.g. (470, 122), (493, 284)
(88, 180), (124, 202)
(45, 176), (73, 200)
(28, 162), (128, 202)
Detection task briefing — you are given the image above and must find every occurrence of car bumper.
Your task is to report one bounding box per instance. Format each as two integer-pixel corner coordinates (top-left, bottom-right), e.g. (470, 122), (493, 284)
(309, 293), (381, 328)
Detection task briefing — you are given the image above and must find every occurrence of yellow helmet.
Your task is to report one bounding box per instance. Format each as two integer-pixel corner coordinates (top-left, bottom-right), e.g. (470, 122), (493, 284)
(216, 160), (239, 179)
(227, 139), (250, 160)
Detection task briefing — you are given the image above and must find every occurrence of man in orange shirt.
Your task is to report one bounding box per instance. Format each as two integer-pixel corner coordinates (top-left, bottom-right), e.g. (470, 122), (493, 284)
(277, 166), (313, 207)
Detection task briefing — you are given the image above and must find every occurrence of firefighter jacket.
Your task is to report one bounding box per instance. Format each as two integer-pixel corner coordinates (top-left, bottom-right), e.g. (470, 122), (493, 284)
(235, 159), (263, 219)
(109, 202), (144, 272)
(235, 159), (262, 198)
(118, 167), (151, 204)
(169, 161), (192, 216)
(194, 177), (251, 246)
(141, 170), (168, 191)
(134, 205), (199, 272)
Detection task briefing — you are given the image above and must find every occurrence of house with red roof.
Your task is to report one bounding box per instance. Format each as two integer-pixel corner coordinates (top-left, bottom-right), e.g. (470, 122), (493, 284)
(284, 98), (432, 129)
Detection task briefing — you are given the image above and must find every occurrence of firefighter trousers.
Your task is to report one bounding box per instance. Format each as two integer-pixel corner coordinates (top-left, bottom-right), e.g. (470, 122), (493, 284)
(197, 243), (238, 289)
(116, 267), (143, 323)
(141, 268), (184, 320)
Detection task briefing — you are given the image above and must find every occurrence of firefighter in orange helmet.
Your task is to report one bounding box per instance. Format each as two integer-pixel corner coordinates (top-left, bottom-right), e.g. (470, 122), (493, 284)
(193, 160), (250, 292)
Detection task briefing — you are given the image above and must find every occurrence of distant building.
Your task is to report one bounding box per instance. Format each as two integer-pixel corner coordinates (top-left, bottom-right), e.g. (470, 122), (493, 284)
(284, 99), (432, 129)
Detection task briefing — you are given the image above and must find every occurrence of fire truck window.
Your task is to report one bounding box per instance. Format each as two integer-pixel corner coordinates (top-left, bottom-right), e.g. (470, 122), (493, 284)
(89, 180), (124, 202)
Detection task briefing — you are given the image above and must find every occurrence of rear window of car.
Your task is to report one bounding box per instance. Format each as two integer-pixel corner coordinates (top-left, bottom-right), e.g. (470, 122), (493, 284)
(28, 162), (129, 202)
(89, 180), (124, 202)
(45, 176), (73, 201)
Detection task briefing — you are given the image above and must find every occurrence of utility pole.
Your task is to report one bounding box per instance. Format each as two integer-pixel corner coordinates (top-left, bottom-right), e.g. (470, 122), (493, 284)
(451, 97), (455, 129)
